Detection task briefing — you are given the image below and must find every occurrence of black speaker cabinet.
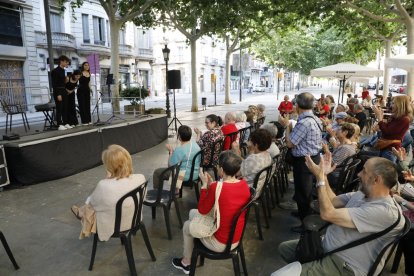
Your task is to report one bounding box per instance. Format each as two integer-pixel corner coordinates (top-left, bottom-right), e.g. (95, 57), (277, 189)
(0, 145), (10, 187)
(106, 74), (114, 85)
(167, 70), (181, 89)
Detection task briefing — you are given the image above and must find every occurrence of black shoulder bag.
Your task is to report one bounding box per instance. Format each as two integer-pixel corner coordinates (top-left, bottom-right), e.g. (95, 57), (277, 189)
(296, 202), (401, 264)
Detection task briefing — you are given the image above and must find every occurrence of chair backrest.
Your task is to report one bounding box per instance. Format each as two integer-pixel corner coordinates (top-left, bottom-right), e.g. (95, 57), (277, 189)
(223, 131), (239, 151)
(187, 150), (203, 183)
(337, 159), (361, 194)
(224, 187), (256, 253)
(154, 162), (181, 202)
(252, 163), (274, 197)
(238, 125), (253, 145)
(0, 97), (11, 113)
(113, 181), (148, 236)
(367, 215), (411, 276)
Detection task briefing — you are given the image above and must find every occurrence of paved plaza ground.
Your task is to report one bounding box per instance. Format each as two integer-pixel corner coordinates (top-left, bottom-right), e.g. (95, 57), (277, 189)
(0, 87), (406, 275)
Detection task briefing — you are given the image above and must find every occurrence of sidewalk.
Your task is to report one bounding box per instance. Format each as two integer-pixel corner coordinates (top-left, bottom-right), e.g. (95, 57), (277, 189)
(0, 89), (404, 275)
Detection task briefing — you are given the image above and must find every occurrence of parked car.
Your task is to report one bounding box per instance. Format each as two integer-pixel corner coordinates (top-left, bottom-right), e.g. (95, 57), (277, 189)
(253, 85), (266, 93)
(367, 83), (376, 90)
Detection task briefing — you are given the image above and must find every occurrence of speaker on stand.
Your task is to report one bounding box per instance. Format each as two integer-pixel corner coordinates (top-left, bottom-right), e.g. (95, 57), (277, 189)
(167, 70), (182, 134)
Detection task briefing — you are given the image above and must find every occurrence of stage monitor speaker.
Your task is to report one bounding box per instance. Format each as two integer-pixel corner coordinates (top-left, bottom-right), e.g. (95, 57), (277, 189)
(0, 145), (10, 188)
(167, 70), (181, 89)
(106, 74), (114, 85)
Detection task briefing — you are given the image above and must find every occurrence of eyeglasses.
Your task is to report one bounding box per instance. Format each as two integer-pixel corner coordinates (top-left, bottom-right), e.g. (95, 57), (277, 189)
(205, 121), (210, 124)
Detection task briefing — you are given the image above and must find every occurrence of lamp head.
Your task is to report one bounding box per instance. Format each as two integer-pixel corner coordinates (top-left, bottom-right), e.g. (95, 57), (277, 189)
(162, 44), (170, 61)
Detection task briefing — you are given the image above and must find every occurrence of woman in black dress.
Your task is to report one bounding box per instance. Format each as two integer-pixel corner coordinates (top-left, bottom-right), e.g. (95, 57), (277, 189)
(65, 70), (81, 128)
(77, 62), (92, 125)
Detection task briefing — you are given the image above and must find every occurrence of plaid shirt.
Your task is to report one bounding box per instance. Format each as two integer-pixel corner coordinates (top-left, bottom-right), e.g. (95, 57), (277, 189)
(290, 111), (322, 157)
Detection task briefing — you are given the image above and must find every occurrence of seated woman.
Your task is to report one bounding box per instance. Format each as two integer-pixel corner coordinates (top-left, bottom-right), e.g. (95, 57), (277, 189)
(172, 151), (251, 274)
(152, 125), (201, 189)
(328, 123), (357, 166)
(232, 128), (272, 190)
(260, 123), (280, 158)
(235, 111), (251, 143)
(73, 144), (146, 241)
(194, 114), (224, 166)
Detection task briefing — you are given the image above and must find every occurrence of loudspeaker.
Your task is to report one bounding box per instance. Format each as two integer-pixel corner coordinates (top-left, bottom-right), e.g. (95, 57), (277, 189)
(0, 145), (10, 187)
(106, 74), (114, 85)
(167, 70), (181, 89)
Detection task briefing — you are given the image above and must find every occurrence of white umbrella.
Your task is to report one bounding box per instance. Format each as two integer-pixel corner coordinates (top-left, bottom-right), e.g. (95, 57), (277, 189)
(311, 63), (382, 102)
(384, 54), (414, 71)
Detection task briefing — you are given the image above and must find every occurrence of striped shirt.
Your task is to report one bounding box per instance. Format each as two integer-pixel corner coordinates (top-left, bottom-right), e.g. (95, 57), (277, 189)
(290, 111), (323, 157)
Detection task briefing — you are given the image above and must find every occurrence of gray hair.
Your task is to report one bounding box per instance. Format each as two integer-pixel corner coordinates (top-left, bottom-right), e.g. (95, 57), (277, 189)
(370, 157), (398, 189)
(354, 104), (363, 111)
(257, 104), (265, 112)
(260, 123), (278, 138)
(235, 111), (247, 123)
(296, 92), (314, 110)
(225, 111), (237, 122)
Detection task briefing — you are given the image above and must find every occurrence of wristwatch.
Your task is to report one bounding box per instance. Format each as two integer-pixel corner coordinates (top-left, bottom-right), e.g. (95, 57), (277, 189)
(401, 200), (407, 206)
(316, 181), (326, 188)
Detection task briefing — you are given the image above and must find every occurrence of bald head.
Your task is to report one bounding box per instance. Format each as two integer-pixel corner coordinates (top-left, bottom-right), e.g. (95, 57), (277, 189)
(296, 92), (314, 110)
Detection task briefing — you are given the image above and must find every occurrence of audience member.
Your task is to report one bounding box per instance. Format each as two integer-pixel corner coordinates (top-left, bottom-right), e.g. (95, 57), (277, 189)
(194, 114), (224, 166)
(279, 92), (323, 232)
(152, 125), (201, 189)
(232, 129), (272, 192)
(248, 105), (259, 123)
(221, 112), (239, 150)
(277, 155), (404, 276)
(257, 104), (266, 119)
(362, 95), (372, 107)
(172, 151), (250, 274)
(361, 86), (369, 100)
(353, 104), (367, 132)
(278, 95), (294, 117)
(260, 123), (280, 158)
(71, 145), (146, 241)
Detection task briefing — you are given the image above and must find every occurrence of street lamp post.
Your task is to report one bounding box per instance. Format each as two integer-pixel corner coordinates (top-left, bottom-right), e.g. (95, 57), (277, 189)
(162, 44), (171, 118)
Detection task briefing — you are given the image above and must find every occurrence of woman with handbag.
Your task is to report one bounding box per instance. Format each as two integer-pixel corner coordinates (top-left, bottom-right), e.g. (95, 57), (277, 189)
(372, 95), (412, 163)
(172, 151), (250, 274)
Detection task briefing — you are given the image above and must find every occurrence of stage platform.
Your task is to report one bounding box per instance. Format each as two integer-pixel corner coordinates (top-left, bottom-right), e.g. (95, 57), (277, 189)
(1, 115), (167, 185)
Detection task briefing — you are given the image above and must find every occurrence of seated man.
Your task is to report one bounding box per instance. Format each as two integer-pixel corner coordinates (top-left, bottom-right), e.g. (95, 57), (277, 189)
(277, 154), (404, 275)
(353, 104), (367, 132)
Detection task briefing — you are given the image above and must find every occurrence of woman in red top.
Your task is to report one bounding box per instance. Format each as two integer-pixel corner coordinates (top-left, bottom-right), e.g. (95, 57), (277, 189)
(172, 151), (250, 274)
(372, 95), (413, 162)
(221, 112), (239, 150)
(278, 95), (294, 117)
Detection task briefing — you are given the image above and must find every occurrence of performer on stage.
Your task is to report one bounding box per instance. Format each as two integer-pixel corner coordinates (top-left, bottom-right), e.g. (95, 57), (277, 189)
(77, 62), (92, 125)
(65, 70), (81, 128)
(51, 55), (70, 130)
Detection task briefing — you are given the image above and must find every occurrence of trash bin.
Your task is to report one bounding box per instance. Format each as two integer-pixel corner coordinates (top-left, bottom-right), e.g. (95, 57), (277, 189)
(201, 97), (207, 110)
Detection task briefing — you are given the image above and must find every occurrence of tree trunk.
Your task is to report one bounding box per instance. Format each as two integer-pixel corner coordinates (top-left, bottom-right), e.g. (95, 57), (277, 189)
(407, 18), (414, 98)
(109, 18), (120, 113)
(382, 39), (392, 99)
(190, 39), (198, 112)
(224, 40), (232, 104)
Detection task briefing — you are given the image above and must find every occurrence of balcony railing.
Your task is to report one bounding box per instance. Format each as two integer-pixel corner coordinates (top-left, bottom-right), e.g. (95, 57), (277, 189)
(119, 44), (134, 57)
(35, 31), (76, 49)
(137, 48), (153, 59)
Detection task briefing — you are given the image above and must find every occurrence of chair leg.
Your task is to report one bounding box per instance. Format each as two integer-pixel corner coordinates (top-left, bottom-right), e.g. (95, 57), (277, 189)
(21, 113), (27, 132)
(391, 243), (403, 273)
(5, 114), (9, 134)
(122, 235), (137, 276)
(254, 204), (263, 240)
(140, 223), (156, 261)
(261, 198), (270, 228)
(189, 250), (199, 276)
(173, 199), (183, 228)
(199, 255), (205, 266)
(163, 205), (172, 240)
(89, 233), (99, 271)
(194, 181), (200, 201)
(232, 254), (241, 276)
(0, 231), (19, 270)
(9, 115), (12, 132)
(24, 113), (30, 130)
(239, 243), (248, 276)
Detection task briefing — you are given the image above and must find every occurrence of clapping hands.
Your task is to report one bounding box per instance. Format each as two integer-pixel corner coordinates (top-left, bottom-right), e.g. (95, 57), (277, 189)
(392, 147), (406, 161)
(305, 152), (336, 182)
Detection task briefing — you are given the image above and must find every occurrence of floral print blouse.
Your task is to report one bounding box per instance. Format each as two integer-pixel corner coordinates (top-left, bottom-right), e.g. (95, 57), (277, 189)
(197, 127), (224, 166)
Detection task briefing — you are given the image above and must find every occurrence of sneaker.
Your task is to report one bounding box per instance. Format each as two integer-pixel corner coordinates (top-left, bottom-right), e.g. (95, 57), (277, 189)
(279, 199), (298, 210)
(172, 258), (190, 274)
(64, 124), (73, 129)
(58, 125), (67, 131)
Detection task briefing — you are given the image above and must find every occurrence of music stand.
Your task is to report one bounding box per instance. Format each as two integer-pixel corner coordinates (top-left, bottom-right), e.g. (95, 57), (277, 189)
(105, 96), (126, 124)
(167, 89), (182, 133)
(92, 92), (106, 126)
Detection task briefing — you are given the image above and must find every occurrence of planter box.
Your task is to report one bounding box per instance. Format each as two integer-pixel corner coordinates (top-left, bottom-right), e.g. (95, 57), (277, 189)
(124, 104), (144, 114)
(146, 108), (166, 114)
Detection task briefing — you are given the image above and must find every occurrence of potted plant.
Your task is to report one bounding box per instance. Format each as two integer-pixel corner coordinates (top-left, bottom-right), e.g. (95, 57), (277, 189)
(120, 87), (149, 114)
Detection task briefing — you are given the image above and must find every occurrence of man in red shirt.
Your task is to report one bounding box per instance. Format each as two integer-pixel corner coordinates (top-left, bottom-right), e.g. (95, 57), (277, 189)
(221, 112), (238, 150)
(278, 95), (294, 117)
(361, 87), (369, 100)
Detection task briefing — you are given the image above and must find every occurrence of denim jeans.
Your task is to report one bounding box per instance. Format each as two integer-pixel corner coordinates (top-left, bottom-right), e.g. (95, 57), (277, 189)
(379, 149), (397, 163)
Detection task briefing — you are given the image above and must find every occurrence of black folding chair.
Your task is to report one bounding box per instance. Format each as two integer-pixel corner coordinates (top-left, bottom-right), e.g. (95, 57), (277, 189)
(144, 163), (183, 240)
(0, 231), (19, 270)
(180, 150), (203, 201)
(0, 97), (30, 133)
(89, 181), (156, 276)
(189, 188), (256, 276)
